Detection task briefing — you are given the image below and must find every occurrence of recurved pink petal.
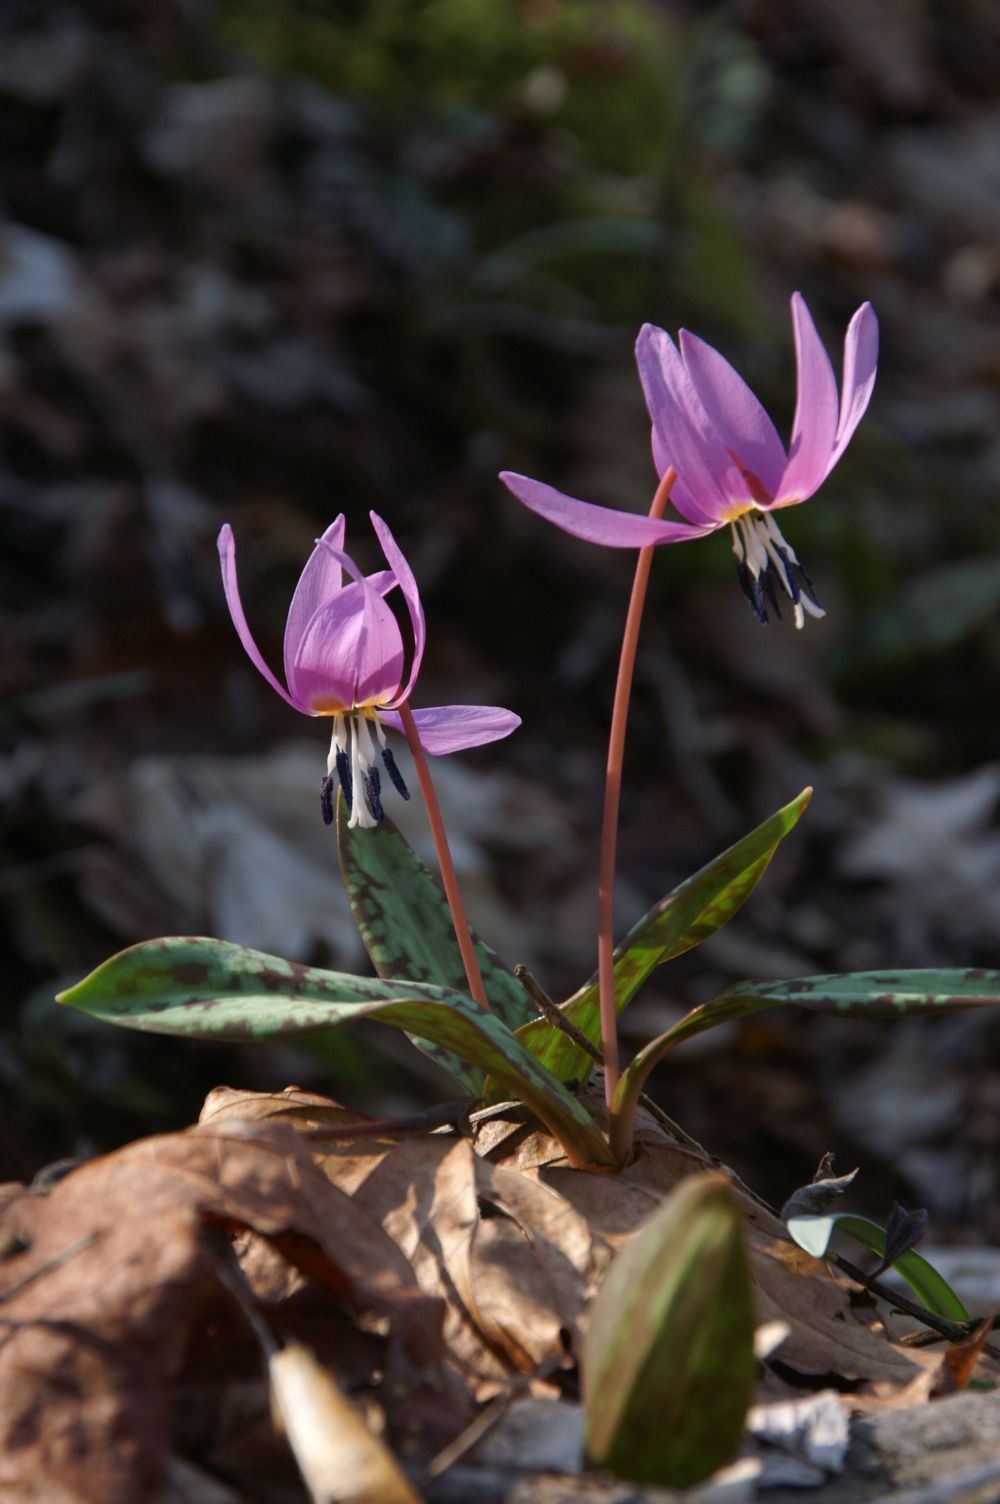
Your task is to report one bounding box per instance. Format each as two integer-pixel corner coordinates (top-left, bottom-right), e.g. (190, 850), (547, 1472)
(635, 324), (742, 517)
(500, 471), (711, 547)
(777, 293), (839, 503)
(379, 704), (521, 755)
(218, 524), (299, 710)
(831, 301), (878, 466)
(369, 512), (426, 706)
(283, 516), (346, 687)
(679, 328), (787, 499)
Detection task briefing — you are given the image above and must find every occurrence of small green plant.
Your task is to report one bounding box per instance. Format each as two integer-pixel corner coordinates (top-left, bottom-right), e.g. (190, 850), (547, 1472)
(60, 295), (999, 1484)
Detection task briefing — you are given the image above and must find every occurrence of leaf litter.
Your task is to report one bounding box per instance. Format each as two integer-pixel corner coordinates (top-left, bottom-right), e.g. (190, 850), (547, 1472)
(3, 1081), (994, 1503)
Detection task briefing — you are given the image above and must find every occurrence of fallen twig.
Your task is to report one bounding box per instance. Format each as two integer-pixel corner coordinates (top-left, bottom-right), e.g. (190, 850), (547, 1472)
(514, 966), (604, 1066)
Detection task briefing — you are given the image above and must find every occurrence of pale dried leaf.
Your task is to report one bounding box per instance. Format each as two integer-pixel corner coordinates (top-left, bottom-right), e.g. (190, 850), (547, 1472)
(270, 1343), (422, 1504)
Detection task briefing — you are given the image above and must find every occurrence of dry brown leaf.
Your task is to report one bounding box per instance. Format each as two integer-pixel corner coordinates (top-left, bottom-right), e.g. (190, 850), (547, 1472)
(473, 1159), (608, 1291)
(464, 1158), (609, 1369)
(0, 1120), (444, 1501)
(252, 1083), (929, 1395)
(200, 1084), (378, 1133)
(464, 1214), (573, 1371)
(349, 1135), (513, 1397)
(937, 1316), (996, 1393)
(885, 1317), (998, 1408)
(200, 1085), (402, 1199)
(476, 1095), (925, 1388)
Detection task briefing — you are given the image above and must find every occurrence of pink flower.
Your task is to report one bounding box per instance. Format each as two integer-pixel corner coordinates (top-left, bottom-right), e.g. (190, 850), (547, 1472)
(218, 512), (520, 827)
(501, 293), (878, 628)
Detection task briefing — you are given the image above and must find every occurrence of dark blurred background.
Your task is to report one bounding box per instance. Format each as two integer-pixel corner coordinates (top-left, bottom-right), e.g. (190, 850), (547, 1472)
(2, 0), (1000, 1235)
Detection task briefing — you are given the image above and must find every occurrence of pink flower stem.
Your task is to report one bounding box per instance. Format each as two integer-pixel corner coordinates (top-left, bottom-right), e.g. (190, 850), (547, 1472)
(597, 466), (678, 1110)
(397, 699), (490, 1011)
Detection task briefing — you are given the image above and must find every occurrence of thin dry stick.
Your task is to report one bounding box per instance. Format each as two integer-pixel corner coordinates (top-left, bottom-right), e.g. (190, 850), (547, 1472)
(514, 964), (604, 1066)
(597, 466), (677, 1108)
(397, 699), (490, 1010)
(829, 1251), (1000, 1362)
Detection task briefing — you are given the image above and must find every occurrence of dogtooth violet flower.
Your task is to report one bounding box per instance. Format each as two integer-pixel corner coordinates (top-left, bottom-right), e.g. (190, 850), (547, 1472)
(501, 293), (878, 628)
(218, 512), (520, 829)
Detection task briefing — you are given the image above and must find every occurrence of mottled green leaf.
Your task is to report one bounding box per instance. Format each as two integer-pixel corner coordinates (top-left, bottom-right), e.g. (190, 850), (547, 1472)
(787, 1213), (969, 1324)
(57, 937), (613, 1168)
(517, 787), (812, 1083)
(583, 1174), (755, 1488)
(610, 968), (1000, 1163)
(338, 807), (534, 1092)
(711, 968), (1000, 1019)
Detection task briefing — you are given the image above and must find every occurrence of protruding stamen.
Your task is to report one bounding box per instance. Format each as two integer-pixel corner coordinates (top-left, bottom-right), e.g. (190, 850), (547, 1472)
(363, 765), (385, 823)
(760, 560), (783, 619)
(793, 556), (821, 606)
(355, 714), (377, 765)
(381, 746), (410, 800)
(335, 748), (353, 807)
(325, 710), (404, 827)
(347, 724), (367, 828)
(735, 560), (768, 622)
(327, 716), (345, 772)
(740, 516), (769, 577)
(734, 509), (824, 629)
(775, 545), (800, 604)
(324, 716), (351, 823)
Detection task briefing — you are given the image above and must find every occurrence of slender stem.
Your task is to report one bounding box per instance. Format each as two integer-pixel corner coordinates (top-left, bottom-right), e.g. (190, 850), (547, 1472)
(597, 466), (677, 1110)
(397, 699), (490, 1011)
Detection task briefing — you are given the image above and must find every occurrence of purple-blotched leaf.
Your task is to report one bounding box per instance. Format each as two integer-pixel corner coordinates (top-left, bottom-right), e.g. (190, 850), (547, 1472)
(610, 966), (1000, 1165)
(57, 937), (613, 1168)
(337, 808), (535, 1091)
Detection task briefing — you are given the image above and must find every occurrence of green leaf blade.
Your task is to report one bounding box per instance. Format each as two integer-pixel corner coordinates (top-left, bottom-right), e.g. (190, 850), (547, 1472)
(338, 808), (535, 1090)
(713, 968), (1000, 1019)
(58, 936), (613, 1167)
(518, 787), (812, 1083)
(833, 1215), (971, 1324)
(786, 1213), (969, 1324)
(609, 966), (1000, 1163)
(583, 1174), (756, 1488)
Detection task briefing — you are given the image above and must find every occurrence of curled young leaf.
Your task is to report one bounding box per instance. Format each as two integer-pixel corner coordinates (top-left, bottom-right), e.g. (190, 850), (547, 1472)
(780, 1158), (859, 1222)
(871, 1203), (929, 1281)
(583, 1174), (756, 1488)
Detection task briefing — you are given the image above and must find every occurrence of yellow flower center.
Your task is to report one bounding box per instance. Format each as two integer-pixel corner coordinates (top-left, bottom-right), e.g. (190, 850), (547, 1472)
(310, 693), (392, 717)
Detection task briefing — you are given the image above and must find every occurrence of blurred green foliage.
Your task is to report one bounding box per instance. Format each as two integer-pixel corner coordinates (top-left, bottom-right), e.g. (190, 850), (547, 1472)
(220, 0), (770, 329)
